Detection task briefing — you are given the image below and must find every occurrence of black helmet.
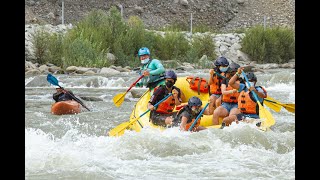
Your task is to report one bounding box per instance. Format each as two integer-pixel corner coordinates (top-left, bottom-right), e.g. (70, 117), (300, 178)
(227, 62), (240, 73)
(214, 56), (229, 67)
(246, 72), (257, 81)
(188, 96), (202, 107)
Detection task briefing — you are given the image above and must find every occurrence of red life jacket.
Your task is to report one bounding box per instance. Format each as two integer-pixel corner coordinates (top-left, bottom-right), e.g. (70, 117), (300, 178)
(153, 86), (176, 114)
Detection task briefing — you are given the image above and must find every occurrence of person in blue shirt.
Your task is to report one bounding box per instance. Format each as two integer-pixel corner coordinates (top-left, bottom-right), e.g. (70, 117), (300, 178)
(221, 67), (267, 128)
(135, 47), (166, 93)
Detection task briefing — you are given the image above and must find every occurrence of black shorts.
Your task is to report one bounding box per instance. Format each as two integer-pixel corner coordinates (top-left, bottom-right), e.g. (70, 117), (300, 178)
(150, 111), (177, 127)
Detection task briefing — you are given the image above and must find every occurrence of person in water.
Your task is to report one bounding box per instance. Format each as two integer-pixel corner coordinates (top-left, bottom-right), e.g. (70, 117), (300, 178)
(211, 62), (242, 125)
(174, 96), (215, 132)
(221, 67), (267, 128)
(208, 56), (229, 110)
(53, 87), (75, 102)
(147, 70), (184, 127)
(135, 47), (166, 93)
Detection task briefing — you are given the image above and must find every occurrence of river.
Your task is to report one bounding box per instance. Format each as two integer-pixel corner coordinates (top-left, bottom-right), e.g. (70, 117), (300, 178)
(25, 68), (295, 179)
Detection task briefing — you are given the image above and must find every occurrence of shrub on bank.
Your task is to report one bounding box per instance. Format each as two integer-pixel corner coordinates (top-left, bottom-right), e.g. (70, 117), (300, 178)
(241, 25), (295, 64)
(32, 7), (217, 69)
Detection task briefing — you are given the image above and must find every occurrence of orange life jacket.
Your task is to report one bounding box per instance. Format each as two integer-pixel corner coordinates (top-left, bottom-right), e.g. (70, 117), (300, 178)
(222, 80), (240, 103)
(209, 72), (225, 95)
(153, 86), (176, 114)
(185, 118), (200, 131)
(238, 86), (267, 114)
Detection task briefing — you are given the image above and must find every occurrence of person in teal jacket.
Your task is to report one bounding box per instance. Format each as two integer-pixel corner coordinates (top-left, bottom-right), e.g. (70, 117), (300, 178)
(135, 47), (166, 93)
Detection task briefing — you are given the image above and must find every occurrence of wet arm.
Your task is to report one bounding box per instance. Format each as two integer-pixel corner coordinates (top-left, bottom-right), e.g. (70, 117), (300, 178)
(180, 116), (188, 131)
(208, 70), (214, 85)
(228, 73), (240, 90)
(204, 95), (215, 115)
(251, 87), (267, 98)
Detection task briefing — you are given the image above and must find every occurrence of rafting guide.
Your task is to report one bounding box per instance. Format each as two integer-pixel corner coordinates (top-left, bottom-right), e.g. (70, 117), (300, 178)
(135, 47), (166, 93)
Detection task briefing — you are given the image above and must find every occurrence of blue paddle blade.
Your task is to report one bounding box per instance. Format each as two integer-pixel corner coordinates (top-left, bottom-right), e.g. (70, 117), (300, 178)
(47, 74), (59, 86)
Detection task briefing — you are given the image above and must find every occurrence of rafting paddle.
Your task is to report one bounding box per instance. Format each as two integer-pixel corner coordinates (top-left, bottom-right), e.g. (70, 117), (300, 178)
(108, 93), (173, 137)
(113, 75), (144, 107)
(242, 71), (275, 128)
(263, 98), (282, 112)
(47, 74), (91, 111)
(188, 102), (209, 131)
(264, 96), (295, 113)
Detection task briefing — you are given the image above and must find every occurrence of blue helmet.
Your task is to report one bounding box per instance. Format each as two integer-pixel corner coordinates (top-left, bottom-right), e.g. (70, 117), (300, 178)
(188, 96), (202, 107)
(214, 56), (229, 67)
(138, 47), (150, 57)
(164, 70), (177, 80)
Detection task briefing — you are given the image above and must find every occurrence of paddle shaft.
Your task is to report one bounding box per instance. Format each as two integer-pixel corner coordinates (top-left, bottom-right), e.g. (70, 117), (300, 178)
(59, 85), (91, 111)
(113, 75), (144, 105)
(127, 75), (144, 93)
(115, 93), (173, 134)
(188, 102), (209, 131)
(264, 98), (294, 109)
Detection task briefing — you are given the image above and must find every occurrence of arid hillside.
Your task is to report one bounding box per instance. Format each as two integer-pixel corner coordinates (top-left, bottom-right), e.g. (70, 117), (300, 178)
(25, 0), (295, 32)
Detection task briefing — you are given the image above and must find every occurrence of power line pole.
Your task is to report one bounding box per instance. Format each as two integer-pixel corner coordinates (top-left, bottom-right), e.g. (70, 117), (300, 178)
(62, 0), (65, 24)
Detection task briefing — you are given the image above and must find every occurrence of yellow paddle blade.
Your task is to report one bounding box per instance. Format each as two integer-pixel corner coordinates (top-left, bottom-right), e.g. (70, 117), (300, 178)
(108, 121), (130, 137)
(265, 96), (295, 113)
(112, 93), (126, 107)
(258, 101), (275, 128)
(282, 103), (295, 113)
(108, 116), (141, 137)
(264, 100), (282, 112)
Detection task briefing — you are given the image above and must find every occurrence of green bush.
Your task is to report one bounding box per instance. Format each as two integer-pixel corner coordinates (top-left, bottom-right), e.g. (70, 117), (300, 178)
(32, 28), (51, 64)
(62, 30), (109, 68)
(155, 32), (191, 60)
(45, 33), (64, 67)
(31, 7), (220, 70)
(241, 25), (295, 64)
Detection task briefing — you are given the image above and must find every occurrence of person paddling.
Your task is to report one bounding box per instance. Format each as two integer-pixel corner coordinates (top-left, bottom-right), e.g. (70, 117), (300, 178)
(147, 70), (184, 127)
(208, 56), (229, 110)
(173, 96), (214, 132)
(221, 68), (267, 128)
(135, 47), (166, 94)
(53, 87), (75, 102)
(211, 62), (241, 125)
